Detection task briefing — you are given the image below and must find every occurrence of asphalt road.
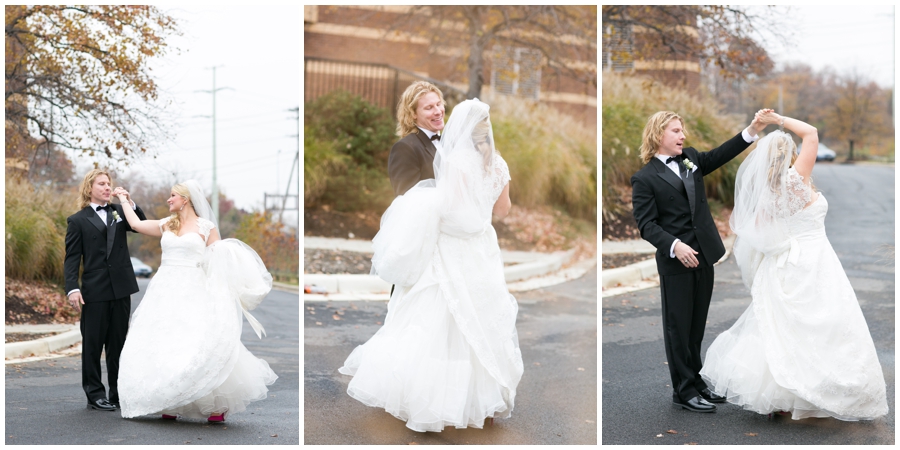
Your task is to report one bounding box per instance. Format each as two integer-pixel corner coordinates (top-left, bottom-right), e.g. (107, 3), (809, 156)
(304, 267), (598, 444)
(602, 163), (895, 445)
(5, 278), (300, 445)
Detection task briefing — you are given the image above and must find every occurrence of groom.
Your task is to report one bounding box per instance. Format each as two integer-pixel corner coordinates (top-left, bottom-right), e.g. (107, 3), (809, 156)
(631, 111), (764, 413)
(64, 169), (146, 411)
(388, 80), (445, 196)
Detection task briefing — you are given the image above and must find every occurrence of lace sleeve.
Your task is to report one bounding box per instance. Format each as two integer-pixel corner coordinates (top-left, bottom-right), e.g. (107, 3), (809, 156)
(198, 217), (216, 243)
(158, 216), (171, 234)
(785, 168), (813, 216)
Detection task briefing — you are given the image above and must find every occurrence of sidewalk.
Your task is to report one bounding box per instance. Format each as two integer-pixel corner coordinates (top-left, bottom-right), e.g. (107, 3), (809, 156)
(304, 236), (597, 301)
(601, 234), (736, 298)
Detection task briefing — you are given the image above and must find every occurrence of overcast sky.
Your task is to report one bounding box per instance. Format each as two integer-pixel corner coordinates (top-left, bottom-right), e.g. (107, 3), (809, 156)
(108, 5), (301, 226)
(758, 5), (894, 88)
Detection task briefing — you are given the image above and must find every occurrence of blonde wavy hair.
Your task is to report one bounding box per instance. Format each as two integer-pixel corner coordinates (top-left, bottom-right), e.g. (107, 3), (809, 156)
(639, 111), (686, 164)
(395, 81), (445, 137)
(766, 133), (816, 192)
(166, 183), (194, 232)
(77, 169), (112, 210)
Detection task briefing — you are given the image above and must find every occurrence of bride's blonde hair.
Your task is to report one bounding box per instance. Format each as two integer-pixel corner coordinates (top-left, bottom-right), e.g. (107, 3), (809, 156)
(167, 183), (194, 232)
(766, 134), (816, 192)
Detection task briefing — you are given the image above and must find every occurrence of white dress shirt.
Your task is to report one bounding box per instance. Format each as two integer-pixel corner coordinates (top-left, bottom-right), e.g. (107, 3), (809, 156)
(418, 126), (442, 151)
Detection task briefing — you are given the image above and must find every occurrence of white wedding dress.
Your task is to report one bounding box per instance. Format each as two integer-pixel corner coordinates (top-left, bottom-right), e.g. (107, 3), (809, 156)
(119, 217), (278, 419)
(701, 168), (888, 420)
(339, 149), (524, 432)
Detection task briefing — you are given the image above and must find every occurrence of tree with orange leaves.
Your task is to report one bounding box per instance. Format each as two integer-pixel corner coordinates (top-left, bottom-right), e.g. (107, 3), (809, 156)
(5, 5), (179, 167)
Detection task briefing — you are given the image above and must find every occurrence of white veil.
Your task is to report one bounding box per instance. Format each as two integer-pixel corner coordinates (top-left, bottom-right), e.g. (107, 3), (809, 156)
(370, 98), (498, 286)
(435, 98), (496, 239)
(182, 179), (218, 230)
(731, 130), (809, 288)
(183, 178), (271, 338)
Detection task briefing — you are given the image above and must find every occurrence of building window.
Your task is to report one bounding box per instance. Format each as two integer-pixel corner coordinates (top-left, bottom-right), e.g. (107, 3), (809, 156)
(491, 46), (542, 100)
(602, 22), (633, 72)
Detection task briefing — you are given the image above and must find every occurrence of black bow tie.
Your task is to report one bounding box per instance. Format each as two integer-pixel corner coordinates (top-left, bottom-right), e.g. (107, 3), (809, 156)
(665, 155), (683, 165)
(430, 133), (441, 141)
(96, 204), (111, 211)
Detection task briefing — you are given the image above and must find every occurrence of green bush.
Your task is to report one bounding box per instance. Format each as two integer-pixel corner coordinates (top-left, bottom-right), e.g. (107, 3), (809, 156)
(304, 89), (396, 169)
(304, 90), (396, 212)
(304, 128), (349, 206)
(602, 73), (746, 221)
(5, 177), (76, 283)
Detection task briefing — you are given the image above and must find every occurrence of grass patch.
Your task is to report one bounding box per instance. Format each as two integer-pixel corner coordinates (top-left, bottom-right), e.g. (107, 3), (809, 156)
(5, 177), (77, 284)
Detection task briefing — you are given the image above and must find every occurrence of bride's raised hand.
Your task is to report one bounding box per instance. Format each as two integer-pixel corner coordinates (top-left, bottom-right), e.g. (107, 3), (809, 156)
(756, 109), (781, 125)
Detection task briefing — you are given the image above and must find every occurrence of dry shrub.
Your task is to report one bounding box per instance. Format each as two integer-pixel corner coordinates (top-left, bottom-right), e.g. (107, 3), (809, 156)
(602, 73), (746, 222)
(234, 212), (299, 283)
(489, 95), (597, 221)
(5, 177), (77, 283)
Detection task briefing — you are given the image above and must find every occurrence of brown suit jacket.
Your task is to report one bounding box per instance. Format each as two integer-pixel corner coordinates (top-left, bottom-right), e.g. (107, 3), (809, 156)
(387, 130), (437, 196)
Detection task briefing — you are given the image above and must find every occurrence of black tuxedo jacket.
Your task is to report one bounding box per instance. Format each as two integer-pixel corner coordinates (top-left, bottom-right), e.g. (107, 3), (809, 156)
(631, 132), (751, 276)
(388, 131), (437, 196)
(64, 203), (147, 303)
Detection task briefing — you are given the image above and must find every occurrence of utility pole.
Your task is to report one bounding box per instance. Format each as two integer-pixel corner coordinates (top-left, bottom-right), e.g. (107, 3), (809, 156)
(197, 66), (232, 221)
(280, 107), (300, 225)
(778, 84), (783, 116)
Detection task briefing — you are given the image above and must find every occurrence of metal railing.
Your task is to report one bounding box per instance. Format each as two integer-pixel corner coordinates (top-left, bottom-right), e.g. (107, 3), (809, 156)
(304, 57), (466, 117)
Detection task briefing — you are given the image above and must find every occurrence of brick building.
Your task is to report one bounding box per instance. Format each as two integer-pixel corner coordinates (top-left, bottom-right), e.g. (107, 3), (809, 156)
(304, 5), (597, 126)
(602, 13), (701, 92)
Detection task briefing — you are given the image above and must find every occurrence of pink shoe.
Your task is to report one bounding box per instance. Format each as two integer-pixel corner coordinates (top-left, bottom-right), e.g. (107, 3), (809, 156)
(208, 412), (227, 423)
(161, 414), (177, 420)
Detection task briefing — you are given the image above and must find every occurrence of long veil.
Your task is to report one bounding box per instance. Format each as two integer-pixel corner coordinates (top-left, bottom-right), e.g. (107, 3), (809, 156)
(371, 98), (497, 286)
(730, 130), (807, 288)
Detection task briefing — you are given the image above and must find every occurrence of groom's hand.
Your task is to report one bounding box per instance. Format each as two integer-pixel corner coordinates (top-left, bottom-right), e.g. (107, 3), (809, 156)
(674, 242), (700, 268)
(68, 292), (84, 312)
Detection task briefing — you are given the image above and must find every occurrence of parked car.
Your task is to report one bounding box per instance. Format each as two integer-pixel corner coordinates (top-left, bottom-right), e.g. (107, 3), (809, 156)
(816, 143), (836, 161)
(131, 257), (153, 278)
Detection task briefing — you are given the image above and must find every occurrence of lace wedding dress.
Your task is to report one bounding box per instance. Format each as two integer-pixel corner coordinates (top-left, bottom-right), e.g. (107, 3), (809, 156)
(119, 217), (277, 419)
(339, 144), (524, 432)
(700, 167), (888, 420)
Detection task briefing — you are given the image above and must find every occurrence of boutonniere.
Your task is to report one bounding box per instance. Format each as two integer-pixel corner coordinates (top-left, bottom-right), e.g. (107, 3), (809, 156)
(112, 211), (121, 222)
(682, 158), (695, 171)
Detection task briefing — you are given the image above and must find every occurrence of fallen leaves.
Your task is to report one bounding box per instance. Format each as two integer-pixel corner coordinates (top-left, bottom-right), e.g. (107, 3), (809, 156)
(745, 433), (758, 437)
(667, 430), (678, 434)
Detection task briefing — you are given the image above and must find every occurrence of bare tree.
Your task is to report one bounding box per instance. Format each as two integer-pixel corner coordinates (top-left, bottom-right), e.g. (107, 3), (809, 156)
(356, 6), (597, 99)
(603, 6), (785, 82)
(826, 71), (891, 160)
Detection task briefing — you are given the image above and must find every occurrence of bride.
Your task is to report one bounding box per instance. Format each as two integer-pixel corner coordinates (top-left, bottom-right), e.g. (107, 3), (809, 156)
(700, 110), (888, 420)
(114, 180), (277, 422)
(339, 98), (524, 432)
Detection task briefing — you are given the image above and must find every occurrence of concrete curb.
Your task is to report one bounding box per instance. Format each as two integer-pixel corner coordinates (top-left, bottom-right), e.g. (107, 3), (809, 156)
(601, 234), (737, 296)
(5, 324), (81, 360)
(304, 258), (598, 302)
(304, 248), (577, 295)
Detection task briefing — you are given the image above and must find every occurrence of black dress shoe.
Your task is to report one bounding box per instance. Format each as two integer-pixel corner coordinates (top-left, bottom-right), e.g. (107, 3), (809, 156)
(673, 395), (716, 413)
(700, 388), (726, 404)
(109, 401), (120, 409)
(87, 398), (117, 411)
